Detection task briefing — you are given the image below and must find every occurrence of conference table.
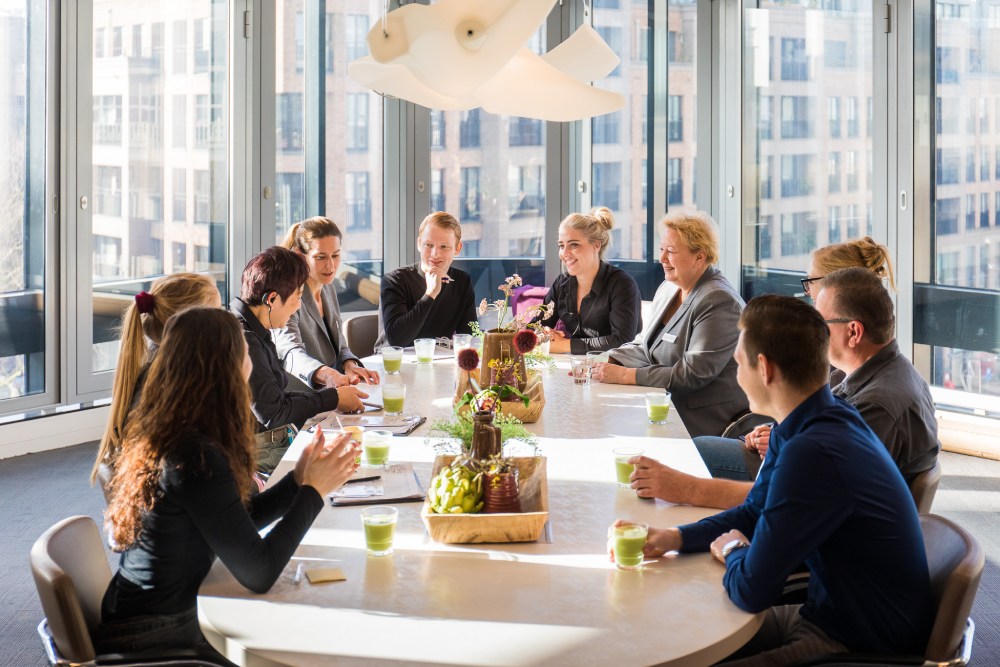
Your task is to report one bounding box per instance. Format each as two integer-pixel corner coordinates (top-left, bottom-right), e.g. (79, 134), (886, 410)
(198, 352), (763, 666)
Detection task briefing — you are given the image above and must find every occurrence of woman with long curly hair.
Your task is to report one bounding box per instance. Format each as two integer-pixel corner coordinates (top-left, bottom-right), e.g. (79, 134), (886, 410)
(98, 308), (358, 663)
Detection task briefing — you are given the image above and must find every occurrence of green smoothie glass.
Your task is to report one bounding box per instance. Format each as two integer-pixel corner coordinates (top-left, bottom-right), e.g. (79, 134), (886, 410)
(609, 522), (648, 570)
(381, 346), (403, 374)
(645, 391), (671, 424)
(382, 379), (405, 415)
(613, 447), (643, 487)
(361, 506), (398, 556)
(363, 430), (393, 466)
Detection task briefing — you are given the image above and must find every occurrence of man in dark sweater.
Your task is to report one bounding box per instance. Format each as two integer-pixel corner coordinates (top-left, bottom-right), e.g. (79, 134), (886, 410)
(375, 211), (477, 349)
(622, 295), (934, 664)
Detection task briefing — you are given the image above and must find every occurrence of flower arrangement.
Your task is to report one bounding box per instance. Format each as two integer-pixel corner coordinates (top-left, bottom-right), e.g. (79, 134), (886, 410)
(456, 332), (539, 413)
(426, 411), (537, 455)
(470, 273), (554, 337)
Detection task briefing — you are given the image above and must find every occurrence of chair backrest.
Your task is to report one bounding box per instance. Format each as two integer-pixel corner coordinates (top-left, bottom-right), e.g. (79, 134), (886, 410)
(921, 513), (984, 662)
(909, 460), (942, 514)
(720, 411), (774, 440)
(345, 313), (379, 359)
(30, 515), (113, 662)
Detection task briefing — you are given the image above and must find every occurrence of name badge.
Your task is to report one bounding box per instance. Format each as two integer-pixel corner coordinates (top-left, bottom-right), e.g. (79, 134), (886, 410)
(664, 333), (677, 344)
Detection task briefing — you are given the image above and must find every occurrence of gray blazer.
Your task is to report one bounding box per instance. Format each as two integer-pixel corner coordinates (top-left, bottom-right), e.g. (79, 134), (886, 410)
(273, 283), (361, 391)
(608, 266), (748, 437)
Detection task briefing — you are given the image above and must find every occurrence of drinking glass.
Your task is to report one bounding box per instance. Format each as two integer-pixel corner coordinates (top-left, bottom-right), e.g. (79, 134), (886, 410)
(609, 522), (648, 570)
(613, 447), (644, 487)
(452, 333), (473, 359)
(414, 338), (436, 364)
(363, 430), (393, 466)
(382, 380), (406, 415)
(361, 506), (398, 556)
(570, 356), (590, 386)
(645, 391), (671, 425)
(381, 346), (403, 374)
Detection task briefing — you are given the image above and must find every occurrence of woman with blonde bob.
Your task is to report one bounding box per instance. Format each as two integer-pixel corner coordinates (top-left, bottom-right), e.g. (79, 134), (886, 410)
(536, 207), (641, 353)
(92, 272), (221, 484)
(98, 308), (358, 663)
(592, 210), (748, 437)
(276, 217), (378, 391)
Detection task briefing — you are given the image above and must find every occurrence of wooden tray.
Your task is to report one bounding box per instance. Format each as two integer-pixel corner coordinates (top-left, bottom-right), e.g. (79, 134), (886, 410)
(421, 455), (549, 544)
(453, 369), (546, 423)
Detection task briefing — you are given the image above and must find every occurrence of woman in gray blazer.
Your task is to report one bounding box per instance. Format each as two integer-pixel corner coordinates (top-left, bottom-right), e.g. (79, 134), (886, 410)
(274, 217), (380, 392)
(592, 210), (748, 437)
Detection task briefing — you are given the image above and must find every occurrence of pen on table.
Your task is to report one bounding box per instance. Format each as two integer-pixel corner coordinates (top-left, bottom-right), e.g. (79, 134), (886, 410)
(293, 563), (304, 585)
(344, 475), (381, 485)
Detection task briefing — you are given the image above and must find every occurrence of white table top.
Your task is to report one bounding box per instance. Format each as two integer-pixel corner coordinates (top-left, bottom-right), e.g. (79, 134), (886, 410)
(199, 354), (762, 666)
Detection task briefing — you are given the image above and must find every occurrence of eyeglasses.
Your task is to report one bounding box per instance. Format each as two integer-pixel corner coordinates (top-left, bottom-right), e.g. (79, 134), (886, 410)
(823, 318), (853, 325)
(800, 276), (823, 295)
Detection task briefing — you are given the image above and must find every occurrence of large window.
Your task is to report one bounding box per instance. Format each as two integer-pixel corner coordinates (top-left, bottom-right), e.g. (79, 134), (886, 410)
(274, 4), (384, 313)
(87, 3), (228, 379)
(742, 0), (872, 281)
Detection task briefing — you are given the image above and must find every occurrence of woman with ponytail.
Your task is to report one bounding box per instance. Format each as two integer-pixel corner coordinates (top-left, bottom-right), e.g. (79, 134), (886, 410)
(535, 207), (641, 353)
(92, 273), (221, 483)
(276, 217), (379, 390)
(98, 308), (358, 663)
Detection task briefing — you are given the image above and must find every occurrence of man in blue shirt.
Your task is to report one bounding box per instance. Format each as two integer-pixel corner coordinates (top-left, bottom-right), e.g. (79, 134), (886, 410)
(627, 295), (934, 664)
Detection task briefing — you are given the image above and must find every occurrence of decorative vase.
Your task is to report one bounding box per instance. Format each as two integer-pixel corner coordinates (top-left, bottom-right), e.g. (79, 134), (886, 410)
(470, 410), (502, 460)
(483, 468), (521, 514)
(482, 329), (527, 391)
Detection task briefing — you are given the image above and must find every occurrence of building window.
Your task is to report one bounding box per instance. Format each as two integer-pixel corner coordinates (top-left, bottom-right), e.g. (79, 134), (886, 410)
(194, 94), (222, 149)
(828, 206), (841, 243)
(112, 27), (123, 57)
(172, 20), (186, 74)
(780, 38), (808, 81)
(172, 94), (185, 148)
(980, 192), (990, 228)
(828, 152), (841, 193)
(828, 97), (840, 138)
(667, 158), (683, 206)
(935, 46), (959, 83)
(980, 146), (990, 181)
(430, 169), (445, 212)
(596, 26), (623, 76)
(172, 242), (187, 271)
(346, 14), (368, 61)
(846, 151), (858, 192)
(509, 117), (543, 147)
(759, 216), (772, 260)
(780, 155), (812, 198)
(430, 110), (445, 149)
(94, 166), (122, 217)
(194, 170), (211, 224)
(325, 13), (335, 71)
(347, 93), (369, 152)
(294, 12), (304, 73)
(508, 165), (544, 219)
(935, 148), (960, 185)
(966, 148), (976, 182)
(460, 167), (481, 221)
(667, 95), (683, 142)
(846, 205), (860, 239)
(94, 235), (122, 279)
(824, 40), (850, 68)
(846, 97), (859, 137)
(593, 112), (620, 144)
(346, 172), (371, 230)
(193, 18), (209, 73)
(761, 157), (772, 199)
(965, 194), (976, 230)
(95, 27), (105, 58)
(758, 96), (772, 140)
(172, 168), (186, 221)
(459, 109), (480, 148)
(93, 95), (122, 145)
(593, 162), (621, 210)
(780, 212), (816, 256)
(781, 96), (813, 139)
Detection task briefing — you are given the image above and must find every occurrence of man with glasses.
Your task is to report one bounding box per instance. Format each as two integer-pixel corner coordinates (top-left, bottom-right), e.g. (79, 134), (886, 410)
(628, 267), (939, 507)
(621, 295), (934, 664)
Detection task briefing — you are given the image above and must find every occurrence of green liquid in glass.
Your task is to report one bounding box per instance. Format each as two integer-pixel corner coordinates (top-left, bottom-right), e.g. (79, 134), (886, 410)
(364, 518), (396, 554)
(647, 404), (670, 423)
(383, 358), (402, 373)
(615, 458), (634, 486)
(614, 528), (647, 569)
(383, 396), (405, 414)
(364, 444), (390, 466)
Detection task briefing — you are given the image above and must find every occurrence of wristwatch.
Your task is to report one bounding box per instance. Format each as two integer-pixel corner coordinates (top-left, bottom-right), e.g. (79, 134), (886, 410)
(721, 538), (749, 559)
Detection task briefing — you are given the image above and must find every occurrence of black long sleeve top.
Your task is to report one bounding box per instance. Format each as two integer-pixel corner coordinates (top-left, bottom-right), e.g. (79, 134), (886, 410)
(374, 263), (476, 348)
(536, 261), (642, 353)
(231, 297), (339, 430)
(101, 435), (323, 621)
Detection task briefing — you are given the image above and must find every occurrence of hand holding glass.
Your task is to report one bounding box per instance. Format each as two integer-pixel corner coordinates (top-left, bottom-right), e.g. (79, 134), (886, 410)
(613, 447), (643, 487)
(609, 522), (648, 570)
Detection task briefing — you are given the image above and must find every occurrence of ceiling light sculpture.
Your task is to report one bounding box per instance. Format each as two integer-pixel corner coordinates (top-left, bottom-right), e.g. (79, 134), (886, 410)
(347, 0), (625, 122)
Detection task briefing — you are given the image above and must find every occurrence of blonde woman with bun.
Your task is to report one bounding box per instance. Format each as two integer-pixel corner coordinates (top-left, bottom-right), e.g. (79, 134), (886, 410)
(276, 217), (379, 391)
(800, 236), (896, 299)
(536, 207), (641, 353)
(92, 273), (221, 484)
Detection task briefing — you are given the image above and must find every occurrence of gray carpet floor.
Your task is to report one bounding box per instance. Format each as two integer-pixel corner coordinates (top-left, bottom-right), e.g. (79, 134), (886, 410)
(2, 443), (999, 665)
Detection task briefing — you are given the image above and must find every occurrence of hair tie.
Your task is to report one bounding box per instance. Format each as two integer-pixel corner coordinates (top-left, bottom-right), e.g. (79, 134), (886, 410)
(135, 291), (156, 315)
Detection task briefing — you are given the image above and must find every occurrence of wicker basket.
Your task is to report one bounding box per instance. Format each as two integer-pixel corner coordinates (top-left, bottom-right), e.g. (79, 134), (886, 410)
(453, 368), (545, 423)
(421, 455), (549, 544)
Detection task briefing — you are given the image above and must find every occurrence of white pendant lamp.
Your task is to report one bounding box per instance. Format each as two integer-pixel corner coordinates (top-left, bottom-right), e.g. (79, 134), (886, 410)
(347, 0), (625, 122)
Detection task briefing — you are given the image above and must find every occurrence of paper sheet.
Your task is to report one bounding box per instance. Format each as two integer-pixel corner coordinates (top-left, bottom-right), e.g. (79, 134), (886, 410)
(329, 462), (425, 506)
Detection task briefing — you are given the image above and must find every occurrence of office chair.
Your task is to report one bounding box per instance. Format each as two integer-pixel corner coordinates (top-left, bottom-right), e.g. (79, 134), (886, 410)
(30, 515), (229, 666)
(345, 313), (379, 359)
(793, 513), (983, 667)
(909, 460), (942, 514)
